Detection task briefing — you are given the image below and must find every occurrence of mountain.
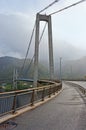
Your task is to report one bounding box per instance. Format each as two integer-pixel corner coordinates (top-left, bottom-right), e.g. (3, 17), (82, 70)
(39, 41), (86, 74)
(0, 55), (86, 84)
(53, 41), (86, 60)
(61, 56), (86, 80)
(39, 41), (86, 63)
(0, 56), (49, 84)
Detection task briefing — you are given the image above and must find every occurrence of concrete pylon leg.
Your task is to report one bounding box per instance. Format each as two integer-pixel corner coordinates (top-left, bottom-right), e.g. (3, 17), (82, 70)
(33, 14), (39, 88)
(48, 15), (54, 80)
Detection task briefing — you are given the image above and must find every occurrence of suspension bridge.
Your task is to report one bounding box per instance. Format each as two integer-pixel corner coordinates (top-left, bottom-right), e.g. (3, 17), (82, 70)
(13, 0), (86, 88)
(0, 0), (86, 129)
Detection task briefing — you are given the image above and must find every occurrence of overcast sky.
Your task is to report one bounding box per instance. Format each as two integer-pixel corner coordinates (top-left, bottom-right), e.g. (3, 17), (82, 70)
(0, 0), (86, 59)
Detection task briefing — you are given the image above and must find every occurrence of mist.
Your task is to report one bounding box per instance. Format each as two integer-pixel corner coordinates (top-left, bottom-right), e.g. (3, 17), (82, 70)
(0, 13), (86, 63)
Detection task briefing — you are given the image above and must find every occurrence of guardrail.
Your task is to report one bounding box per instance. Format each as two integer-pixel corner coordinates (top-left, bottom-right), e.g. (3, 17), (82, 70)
(0, 80), (62, 117)
(65, 81), (86, 95)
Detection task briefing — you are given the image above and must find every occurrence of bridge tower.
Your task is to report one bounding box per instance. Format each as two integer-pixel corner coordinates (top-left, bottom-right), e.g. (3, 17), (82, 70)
(33, 13), (54, 87)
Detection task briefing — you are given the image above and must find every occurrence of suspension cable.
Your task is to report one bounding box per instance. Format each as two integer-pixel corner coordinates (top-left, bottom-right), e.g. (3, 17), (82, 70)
(49, 0), (86, 16)
(39, 23), (47, 43)
(38, 0), (60, 14)
(20, 21), (36, 75)
(25, 23), (47, 75)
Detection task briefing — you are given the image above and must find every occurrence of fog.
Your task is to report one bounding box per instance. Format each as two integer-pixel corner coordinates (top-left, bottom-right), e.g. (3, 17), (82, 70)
(0, 7), (86, 62)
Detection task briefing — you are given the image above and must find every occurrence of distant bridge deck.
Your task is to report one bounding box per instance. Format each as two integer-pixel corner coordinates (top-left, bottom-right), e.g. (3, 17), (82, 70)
(16, 78), (56, 85)
(16, 78), (34, 82)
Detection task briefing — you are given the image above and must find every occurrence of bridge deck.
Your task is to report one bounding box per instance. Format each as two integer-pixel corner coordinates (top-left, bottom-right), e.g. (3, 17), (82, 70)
(5, 82), (86, 130)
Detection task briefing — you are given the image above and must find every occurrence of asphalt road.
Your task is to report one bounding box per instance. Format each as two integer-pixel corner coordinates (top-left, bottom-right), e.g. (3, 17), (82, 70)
(11, 82), (86, 130)
(68, 81), (86, 89)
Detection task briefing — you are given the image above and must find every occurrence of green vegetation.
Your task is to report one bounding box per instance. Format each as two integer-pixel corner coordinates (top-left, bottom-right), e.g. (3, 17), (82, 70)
(4, 84), (13, 92)
(3, 82), (32, 92)
(17, 82), (32, 90)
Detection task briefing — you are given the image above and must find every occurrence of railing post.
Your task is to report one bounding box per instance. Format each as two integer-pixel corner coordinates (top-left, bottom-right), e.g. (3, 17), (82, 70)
(83, 89), (85, 94)
(53, 85), (55, 95)
(55, 85), (58, 93)
(55, 86), (57, 93)
(42, 87), (45, 101)
(12, 92), (17, 114)
(31, 89), (35, 106)
(49, 86), (51, 98)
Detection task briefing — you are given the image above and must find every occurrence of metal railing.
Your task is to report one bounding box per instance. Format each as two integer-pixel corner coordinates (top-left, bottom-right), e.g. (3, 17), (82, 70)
(0, 81), (62, 116)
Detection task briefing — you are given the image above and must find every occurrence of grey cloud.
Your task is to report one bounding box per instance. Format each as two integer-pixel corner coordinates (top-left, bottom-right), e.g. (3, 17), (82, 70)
(0, 13), (86, 62)
(0, 13), (34, 58)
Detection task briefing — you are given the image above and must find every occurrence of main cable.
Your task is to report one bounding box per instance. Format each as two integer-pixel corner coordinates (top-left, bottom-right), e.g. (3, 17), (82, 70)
(38, 0), (60, 14)
(49, 0), (86, 15)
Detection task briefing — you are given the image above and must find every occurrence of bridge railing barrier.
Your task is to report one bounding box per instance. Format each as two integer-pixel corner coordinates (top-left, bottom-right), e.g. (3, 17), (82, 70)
(65, 81), (86, 95)
(0, 81), (62, 116)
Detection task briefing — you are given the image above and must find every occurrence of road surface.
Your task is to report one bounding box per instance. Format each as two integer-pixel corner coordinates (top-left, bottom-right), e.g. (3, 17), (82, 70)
(10, 82), (86, 130)
(68, 81), (86, 89)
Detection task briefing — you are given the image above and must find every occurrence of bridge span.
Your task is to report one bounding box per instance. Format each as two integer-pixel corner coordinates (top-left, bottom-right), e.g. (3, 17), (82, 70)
(1, 82), (86, 130)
